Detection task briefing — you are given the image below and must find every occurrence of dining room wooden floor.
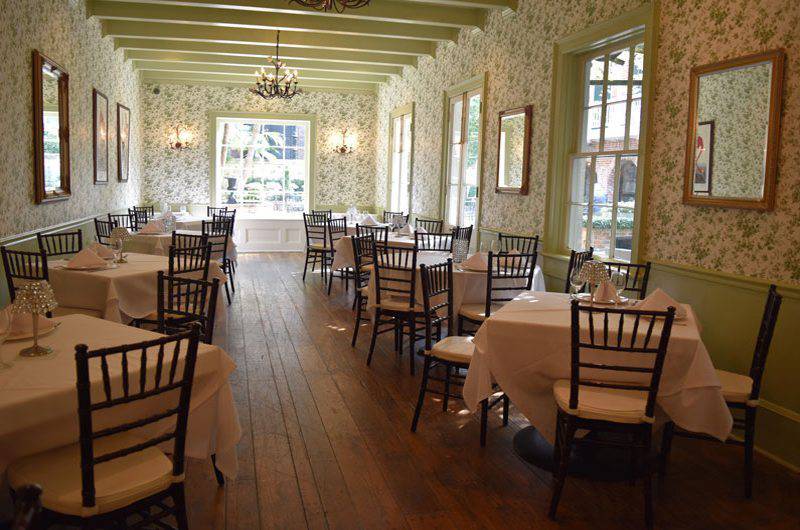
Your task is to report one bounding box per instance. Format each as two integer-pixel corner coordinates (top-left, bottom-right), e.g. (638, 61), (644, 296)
(184, 253), (800, 530)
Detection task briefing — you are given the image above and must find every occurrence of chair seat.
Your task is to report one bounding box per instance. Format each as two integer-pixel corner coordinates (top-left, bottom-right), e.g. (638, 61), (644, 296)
(376, 296), (423, 313)
(308, 242), (329, 251)
(458, 303), (503, 322)
(553, 379), (651, 424)
(51, 306), (104, 319)
(427, 336), (475, 364)
(716, 369), (754, 404)
(8, 433), (174, 517)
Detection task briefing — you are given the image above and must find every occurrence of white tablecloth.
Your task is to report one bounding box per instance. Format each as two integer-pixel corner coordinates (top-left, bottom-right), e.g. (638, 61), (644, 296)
(0, 314), (241, 478)
(331, 234), (416, 270)
(365, 251), (545, 316)
(463, 291), (733, 443)
(48, 253), (228, 325)
(126, 231), (238, 262)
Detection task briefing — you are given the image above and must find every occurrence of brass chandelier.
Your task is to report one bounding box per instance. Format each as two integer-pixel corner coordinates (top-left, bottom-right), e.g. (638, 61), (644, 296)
(289, 0), (370, 13)
(250, 31), (300, 100)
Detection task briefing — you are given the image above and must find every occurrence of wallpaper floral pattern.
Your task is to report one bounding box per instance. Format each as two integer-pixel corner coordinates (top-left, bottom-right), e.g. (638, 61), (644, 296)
(696, 63), (771, 199)
(141, 84), (377, 208)
(376, 0), (646, 231)
(645, 0), (800, 282)
(0, 0), (142, 238)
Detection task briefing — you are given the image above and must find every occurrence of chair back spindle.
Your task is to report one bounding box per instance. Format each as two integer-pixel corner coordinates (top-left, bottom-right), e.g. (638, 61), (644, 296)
(37, 230), (83, 257)
(564, 247), (595, 294)
(415, 231), (453, 252)
(415, 218), (444, 234)
(94, 218), (117, 246)
(485, 250), (538, 318)
(498, 233), (539, 255)
(748, 284), (782, 401)
(373, 243), (418, 311)
(603, 261), (652, 300)
(419, 260), (454, 350)
(1, 247), (49, 302)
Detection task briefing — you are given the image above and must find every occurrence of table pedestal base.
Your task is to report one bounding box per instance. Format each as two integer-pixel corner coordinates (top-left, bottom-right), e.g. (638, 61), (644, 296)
(513, 426), (639, 482)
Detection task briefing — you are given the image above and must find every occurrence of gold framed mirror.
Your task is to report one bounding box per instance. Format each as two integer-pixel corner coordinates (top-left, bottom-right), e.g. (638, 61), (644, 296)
(683, 49), (784, 210)
(495, 105), (532, 194)
(32, 50), (70, 204)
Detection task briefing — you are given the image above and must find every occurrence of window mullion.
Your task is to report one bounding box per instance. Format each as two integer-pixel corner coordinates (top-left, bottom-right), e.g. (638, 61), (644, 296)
(623, 44), (635, 151)
(609, 155), (622, 259)
(586, 155), (597, 249)
(598, 54), (610, 151)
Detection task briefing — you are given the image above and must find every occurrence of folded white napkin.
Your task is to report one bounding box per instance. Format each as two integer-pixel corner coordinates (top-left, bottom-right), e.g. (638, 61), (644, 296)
(361, 214), (379, 226)
(67, 248), (108, 269)
(636, 288), (687, 319)
(593, 280), (620, 303)
(461, 252), (488, 271)
(88, 242), (115, 259)
(398, 224), (414, 236)
(9, 309), (57, 335)
(139, 219), (166, 234)
(416, 226), (428, 234)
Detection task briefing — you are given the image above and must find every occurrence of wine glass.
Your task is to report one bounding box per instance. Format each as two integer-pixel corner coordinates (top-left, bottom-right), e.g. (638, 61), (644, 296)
(0, 307), (13, 370)
(569, 268), (585, 300)
(489, 239), (499, 253)
(610, 270), (628, 301)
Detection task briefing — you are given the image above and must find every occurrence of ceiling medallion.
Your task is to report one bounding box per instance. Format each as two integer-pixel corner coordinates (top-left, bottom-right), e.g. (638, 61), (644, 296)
(289, 0), (370, 13)
(250, 31), (300, 100)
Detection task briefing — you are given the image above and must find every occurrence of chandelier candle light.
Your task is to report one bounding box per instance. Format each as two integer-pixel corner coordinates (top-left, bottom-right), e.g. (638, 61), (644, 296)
(289, 0), (370, 13)
(251, 31), (300, 100)
(13, 281), (58, 357)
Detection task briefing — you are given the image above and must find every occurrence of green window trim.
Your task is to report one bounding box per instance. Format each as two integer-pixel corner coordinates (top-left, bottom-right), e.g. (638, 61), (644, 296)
(543, 3), (657, 263)
(207, 110), (318, 210)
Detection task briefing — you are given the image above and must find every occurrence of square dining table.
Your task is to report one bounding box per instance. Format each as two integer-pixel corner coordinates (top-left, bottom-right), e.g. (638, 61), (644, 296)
(463, 291), (733, 452)
(47, 253), (228, 324)
(0, 314), (241, 479)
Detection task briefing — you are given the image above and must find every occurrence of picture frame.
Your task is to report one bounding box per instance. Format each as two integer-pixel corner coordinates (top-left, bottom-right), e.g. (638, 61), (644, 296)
(92, 88), (109, 185)
(117, 103), (130, 182)
(692, 120), (714, 195)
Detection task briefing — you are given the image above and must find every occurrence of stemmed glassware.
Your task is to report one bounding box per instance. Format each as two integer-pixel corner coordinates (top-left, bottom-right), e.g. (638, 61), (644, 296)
(610, 270), (628, 302)
(569, 268), (585, 300)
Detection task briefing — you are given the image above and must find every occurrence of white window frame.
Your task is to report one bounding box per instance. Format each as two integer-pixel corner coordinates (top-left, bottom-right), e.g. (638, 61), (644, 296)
(387, 103), (414, 214)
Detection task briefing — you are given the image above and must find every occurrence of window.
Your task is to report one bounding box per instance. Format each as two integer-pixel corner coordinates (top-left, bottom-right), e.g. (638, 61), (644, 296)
(214, 116), (312, 214)
(567, 39), (644, 261)
(444, 84), (482, 227)
(388, 107), (413, 213)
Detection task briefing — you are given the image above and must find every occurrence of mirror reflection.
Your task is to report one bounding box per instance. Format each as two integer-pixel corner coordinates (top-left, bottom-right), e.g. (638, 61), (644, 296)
(685, 50), (783, 209)
(495, 105), (531, 194)
(33, 50), (70, 204)
(41, 67), (62, 192)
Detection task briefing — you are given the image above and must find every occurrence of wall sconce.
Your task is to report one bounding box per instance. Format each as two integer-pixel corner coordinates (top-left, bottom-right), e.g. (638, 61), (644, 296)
(333, 128), (356, 154)
(168, 126), (192, 150)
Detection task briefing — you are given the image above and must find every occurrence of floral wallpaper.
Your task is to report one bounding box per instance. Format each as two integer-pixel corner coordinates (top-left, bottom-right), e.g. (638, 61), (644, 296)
(376, 0), (646, 230)
(0, 0), (142, 239)
(141, 84), (377, 208)
(696, 62), (771, 199)
(645, 0), (800, 282)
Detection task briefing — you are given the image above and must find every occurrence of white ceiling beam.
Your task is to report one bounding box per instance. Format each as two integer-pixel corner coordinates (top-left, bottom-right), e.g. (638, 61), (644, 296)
(94, 0), (485, 28)
(89, 1), (458, 41)
(133, 60), (389, 83)
(102, 20), (435, 55)
(141, 70), (377, 91)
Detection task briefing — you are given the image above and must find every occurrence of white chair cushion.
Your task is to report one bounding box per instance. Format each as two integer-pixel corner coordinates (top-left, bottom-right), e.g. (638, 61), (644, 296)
(8, 433), (174, 517)
(427, 336), (475, 364)
(51, 306), (104, 319)
(553, 379), (651, 424)
(716, 369), (753, 404)
(458, 303), (503, 322)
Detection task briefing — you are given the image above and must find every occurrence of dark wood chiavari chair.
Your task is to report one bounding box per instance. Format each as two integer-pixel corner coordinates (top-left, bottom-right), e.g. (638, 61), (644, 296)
(169, 243), (212, 280)
(94, 218), (117, 245)
(498, 232), (539, 255)
(171, 232), (208, 250)
(1, 247), (49, 303)
(603, 261), (652, 300)
(356, 224), (389, 247)
(458, 249), (538, 334)
(367, 243), (423, 375)
(415, 218), (443, 233)
(325, 217), (349, 295)
(412, 260), (509, 446)
(660, 284), (782, 498)
(564, 247), (595, 294)
(202, 216), (234, 304)
(129, 206), (153, 231)
(350, 234), (375, 347)
(9, 484), (42, 530)
(415, 231), (453, 252)
(302, 212), (330, 284)
(7, 325), (202, 530)
(451, 225), (473, 249)
(36, 229), (83, 257)
(383, 211), (409, 225)
(207, 206), (229, 217)
(549, 300), (676, 529)
(311, 209), (333, 219)
(157, 271), (220, 344)
(108, 213), (134, 231)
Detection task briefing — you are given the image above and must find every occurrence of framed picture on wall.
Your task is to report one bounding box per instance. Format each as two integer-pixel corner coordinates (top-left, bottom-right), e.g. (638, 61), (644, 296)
(92, 88), (109, 184)
(117, 103), (130, 182)
(693, 120), (714, 195)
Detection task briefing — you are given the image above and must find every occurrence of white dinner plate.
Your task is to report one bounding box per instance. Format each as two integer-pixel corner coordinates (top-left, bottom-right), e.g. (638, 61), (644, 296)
(576, 293), (629, 305)
(459, 264), (488, 272)
(5, 321), (61, 342)
(61, 262), (118, 271)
